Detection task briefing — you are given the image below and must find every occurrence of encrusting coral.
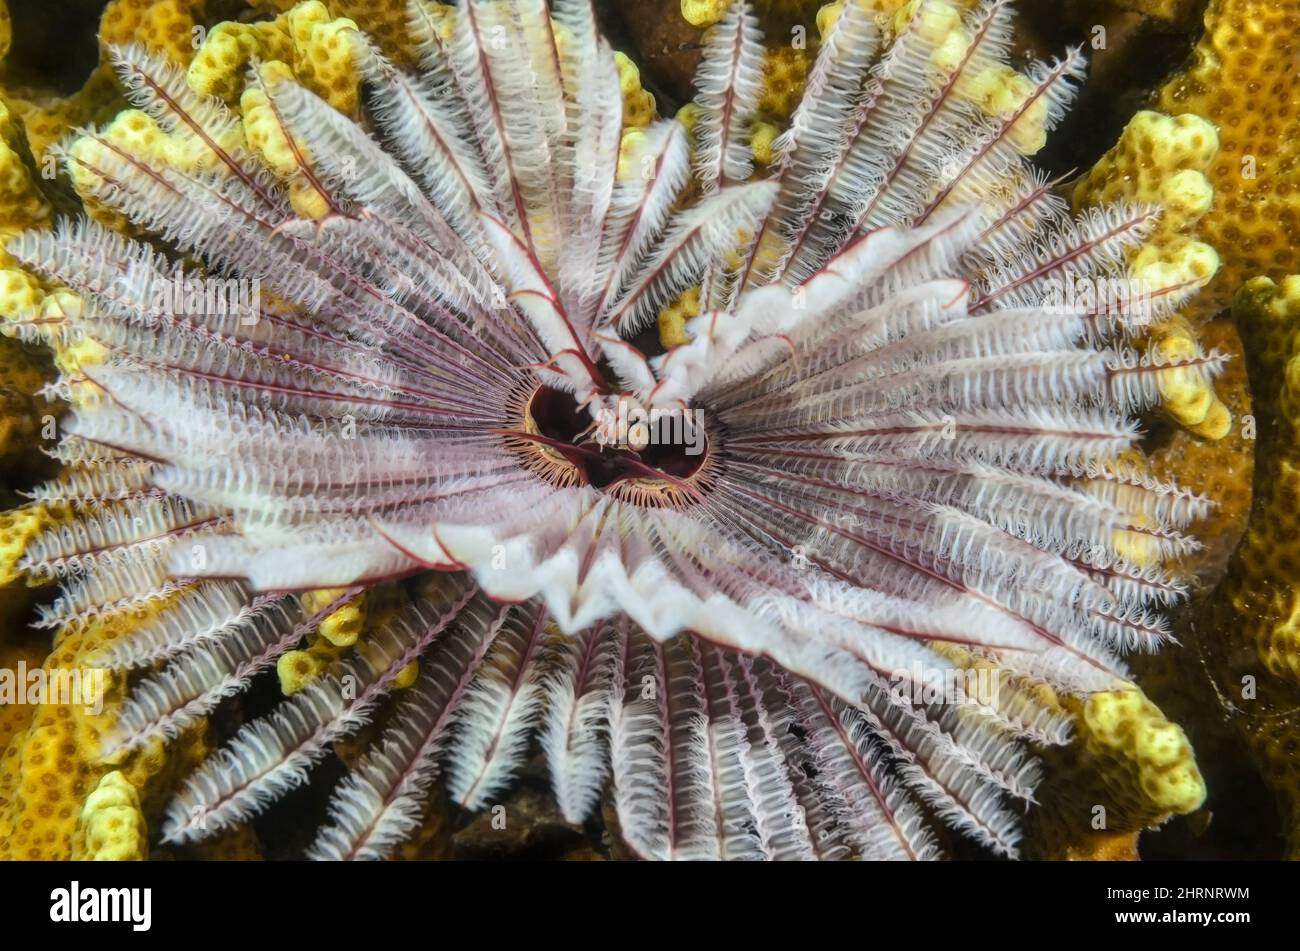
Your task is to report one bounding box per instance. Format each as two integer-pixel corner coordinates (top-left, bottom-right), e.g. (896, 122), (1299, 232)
(1134, 0), (1300, 858)
(0, 602), (210, 860)
(1073, 110), (1227, 439)
(1232, 275), (1300, 673)
(1198, 276), (1300, 857)
(191, 1), (365, 112)
(1024, 684), (1204, 859)
(78, 769), (147, 860)
(1159, 0), (1300, 319)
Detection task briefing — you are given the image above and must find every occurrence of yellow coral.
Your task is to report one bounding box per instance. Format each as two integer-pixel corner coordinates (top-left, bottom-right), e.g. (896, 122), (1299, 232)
(277, 649), (326, 695)
(819, 0), (1051, 156)
(77, 771), (146, 861)
(267, 0), (437, 66)
(816, 1), (845, 38)
(751, 119), (780, 166)
(615, 52), (656, 129)
(758, 46), (810, 121)
(241, 63), (333, 220)
(187, 20), (297, 103)
(277, 589), (368, 694)
(961, 65), (1048, 154)
(188, 1), (361, 114)
(1025, 685), (1205, 858)
(1153, 324), (1233, 439)
(0, 603), (209, 860)
(0, 638), (45, 754)
(301, 588), (365, 648)
(930, 643), (1204, 857)
(64, 106), (244, 227)
(0, 269), (46, 334)
(1158, 0), (1300, 317)
(7, 71), (125, 181)
(0, 96), (53, 270)
(658, 285), (700, 349)
(392, 659), (420, 690)
(1229, 275), (1300, 682)
(98, 0), (205, 65)
(1074, 112), (1218, 248)
(1079, 689), (1206, 818)
(1074, 110), (1226, 437)
(1141, 274), (1300, 856)
(0, 102), (51, 228)
(0, 504), (54, 587)
(683, 0), (736, 27)
(283, 3), (363, 115)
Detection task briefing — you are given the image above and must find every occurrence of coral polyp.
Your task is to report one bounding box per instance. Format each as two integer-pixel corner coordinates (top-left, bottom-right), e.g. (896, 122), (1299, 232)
(3, 0), (1217, 860)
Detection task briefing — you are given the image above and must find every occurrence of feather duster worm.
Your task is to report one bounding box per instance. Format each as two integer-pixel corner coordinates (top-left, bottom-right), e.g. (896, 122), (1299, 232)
(7, 0), (1218, 860)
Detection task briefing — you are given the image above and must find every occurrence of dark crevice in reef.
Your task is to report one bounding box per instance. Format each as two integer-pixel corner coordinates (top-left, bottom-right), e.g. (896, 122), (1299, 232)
(0, 0), (280, 95)
(1017, 0), (1207, 185)
(3, 0), (102, 94)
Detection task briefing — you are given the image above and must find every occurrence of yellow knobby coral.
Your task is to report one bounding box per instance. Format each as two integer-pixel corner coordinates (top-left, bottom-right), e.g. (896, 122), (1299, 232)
(301, 588), (366, 648)
(6, 71), (125, 180)
(683, 0), (789, 28)
(1158, 0), (1300, 317)
(1025, 685), (1205, 859)
(277, 649), (327, 695)
(0, 96), (53, 271)
(278, 588), (368, 694)
(0, 100), (51, 225)
(1184, 273), (1300, 856)
(187, 20), (297, 103)
(658, 285), (700, 349)
(615, 52), (657, 129)
(0, 604), (209, 860)
(928, 643), (1203, 857)
(251, 0), (440, 66)
(277, 589), (421, 697)
(751, 120), (780, 166)
(1074, 111), (1225, 437)
(241, 62), (335, 220)
(188, 1), (361, 114)
(392, 659), (420, 689)
(758, 45), (811, 121)
(77, 770), (146, 861)
(98, 0), (205, 66)
(1073, 111), (1218, 258)
(1078, 688), (1206, 818)
(0, 638), (45, 753)
(0, 504), (55, 588)
(64, 102), (240, 231)
(1153, 324), (1233, 439)
(817, 0), (1050, 156)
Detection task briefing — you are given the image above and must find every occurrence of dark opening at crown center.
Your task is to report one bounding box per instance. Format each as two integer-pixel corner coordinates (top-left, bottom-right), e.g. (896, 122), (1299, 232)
(526, 385), (708, 490)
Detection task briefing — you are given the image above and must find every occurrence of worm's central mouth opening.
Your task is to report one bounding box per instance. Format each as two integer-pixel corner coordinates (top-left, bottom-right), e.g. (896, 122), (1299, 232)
(516, 385), (712, 505)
